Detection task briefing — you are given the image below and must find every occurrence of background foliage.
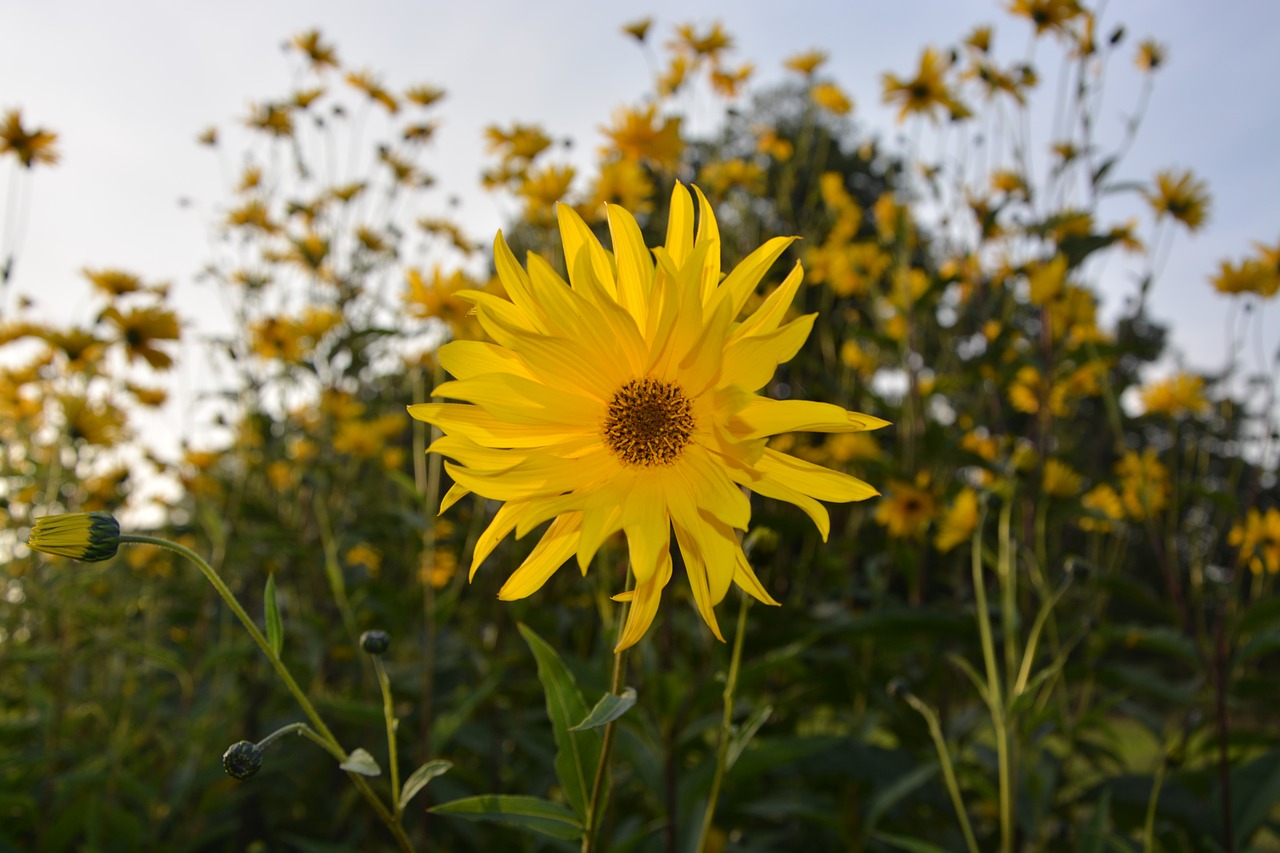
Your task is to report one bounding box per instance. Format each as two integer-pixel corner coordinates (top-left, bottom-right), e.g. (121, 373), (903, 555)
(3, 4), (1280, 851)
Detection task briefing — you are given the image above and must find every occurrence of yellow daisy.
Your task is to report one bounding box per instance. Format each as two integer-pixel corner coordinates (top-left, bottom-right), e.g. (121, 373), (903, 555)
(410, 184), (886, 649)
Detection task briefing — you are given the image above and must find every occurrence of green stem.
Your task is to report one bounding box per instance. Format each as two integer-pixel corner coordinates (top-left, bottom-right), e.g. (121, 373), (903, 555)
(695, 591), (751, 853)
(582, 641), (628, 853)
(374, 656), (403, 819)
(901, 689), (981, 853)
(119, 534), (413, 853)
(970, 511), (1012, 853)
(1142, 752), (1167, 853)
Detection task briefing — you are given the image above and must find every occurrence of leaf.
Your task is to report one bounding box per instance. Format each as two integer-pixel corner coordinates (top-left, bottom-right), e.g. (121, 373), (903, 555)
(398, 759), (452, 812)
(570, 686), (636, 731)
(727, 705), (772, 770)
(517, 623), (601, 822)
(264, 574), (283, 656)
(1223, 748), (1280, 844)
(432, 794), (582, 841)
(339, 748), (381, 777)
(871, 831), (949, 853)
(1079, 788), (1110, 853)
(863, 762), (939, 834)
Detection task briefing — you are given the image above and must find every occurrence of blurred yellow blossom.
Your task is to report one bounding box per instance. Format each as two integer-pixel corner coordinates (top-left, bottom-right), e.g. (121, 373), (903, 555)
(1, 109), (60, 168)
(1042, 459), (1082, 498)
(1116, 448), (1169, 521)
(601, 105), (685, 171)
(1229, 508), (1280, 575)
(875, 475), (936, 539)
(810, 82), (854, 116)
(1140, 372), (1209, 417)
(784, 49), (828, 76)
(1146, 169), (1210, 232)
(935, 488), (979, 552)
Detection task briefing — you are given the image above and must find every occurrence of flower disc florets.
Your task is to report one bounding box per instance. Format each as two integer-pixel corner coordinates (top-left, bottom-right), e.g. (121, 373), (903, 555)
(603, 377), (695, 467)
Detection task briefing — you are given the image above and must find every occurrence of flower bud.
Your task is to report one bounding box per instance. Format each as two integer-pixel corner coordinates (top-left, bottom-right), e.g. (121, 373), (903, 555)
(222, 740), (263, 780)
(360, 629), (390, 655)
(28, 512), (121, 562)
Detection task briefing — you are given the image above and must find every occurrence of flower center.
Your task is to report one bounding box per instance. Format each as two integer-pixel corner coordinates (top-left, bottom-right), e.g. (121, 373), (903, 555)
(602, 377), (695, 468)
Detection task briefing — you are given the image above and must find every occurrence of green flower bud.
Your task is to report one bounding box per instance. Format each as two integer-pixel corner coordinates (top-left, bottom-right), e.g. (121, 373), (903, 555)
(360, 629), (390, 655)
(222, 740), (263, 780)
(27, 512), (120, 562)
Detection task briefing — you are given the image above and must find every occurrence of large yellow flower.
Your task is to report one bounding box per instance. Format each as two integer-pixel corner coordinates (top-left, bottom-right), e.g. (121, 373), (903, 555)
(410, 184), (885, 649)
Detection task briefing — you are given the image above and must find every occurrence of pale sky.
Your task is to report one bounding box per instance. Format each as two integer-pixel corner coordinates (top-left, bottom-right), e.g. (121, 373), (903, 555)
(2, 1), (1278, 463)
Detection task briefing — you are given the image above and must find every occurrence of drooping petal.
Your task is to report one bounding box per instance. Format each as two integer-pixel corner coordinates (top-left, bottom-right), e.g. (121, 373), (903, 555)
(613, 549), (673, 651)
(498, 513), (582, 600)
(715, 237), (798, 319)
(720, 314), (816, 391)
(732, 548), (780, 606)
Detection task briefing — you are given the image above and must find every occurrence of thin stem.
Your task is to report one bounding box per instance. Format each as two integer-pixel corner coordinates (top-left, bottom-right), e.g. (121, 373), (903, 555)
(900, 689), (981, 853)
(696, 591), (751, 853)
(256, 721), (344, 761)
(119, 534), (413, 853)
(970, 511), (1012, 853)
(1142, 751), (1167, 853)
(374, 656), (403, 819)
(582, 600), (631, 853)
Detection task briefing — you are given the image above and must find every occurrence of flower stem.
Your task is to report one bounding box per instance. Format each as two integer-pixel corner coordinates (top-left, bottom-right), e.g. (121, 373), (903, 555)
(119, 534), (413, 853)
(582, 601), (631, 853)
(695, 590), (751, 853)
(900, 689), (981, 853)
(374, 656), (403, 819)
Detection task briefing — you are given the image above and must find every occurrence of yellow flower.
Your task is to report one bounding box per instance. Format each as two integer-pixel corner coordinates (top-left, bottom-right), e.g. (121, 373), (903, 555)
(710, 63), (754, 99)
(82, 268), (143, 297)
(290, 29), (339, 71)
(1135, 39), (1167, 72)
(1140, 372), (1209, 417)
(622, 17), (652, 43)
(1079, 484), (1124, 532)
(1027, 255), (1067, 305)
(881, 48), (959, 123)
(418, 217), (476, 254)
(102, 305), (180, 370)
(333, 414), (405, 458)
(28, 512), (120, 562)
(345, 543), (383, 577)
(965, 26), (994, 53)
(1042, 459), (1082, 498)
(404, 84), (446, 108)
(1146, 169), (1210, 232)
(410, 184), (886, 649)
(1116, 448), (1169, 521)
(403, 267), (482, 336)
(698, 159), (765, 198)
(345, 69), (399, 113)
(810, 82), (854, 116)
(755, 128), (793, 162)
(1, 109), (60, 168)
(485, 122), (553, 165)
(673, 22), (733, 60)
(245, 102), (294, 138)
(875, 475), (936, 540)
(784, 49), (828, 76)
(601, 105), (684, 172)
(1229, 508), (1280, 575)
(1008, 0), (1085, 36)
(935, 488), (979, 553)
(518, 164), (576, 223)
(586, 159), (655, 219)
(1210, 258), (1279, 298)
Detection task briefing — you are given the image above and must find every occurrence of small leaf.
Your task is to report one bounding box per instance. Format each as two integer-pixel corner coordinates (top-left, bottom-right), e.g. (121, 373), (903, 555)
(570, 687), (636, 731)
(432, 794), (582, 840)
(398, 759), (453, 811)
(339, 748), (381, 777)
(727, 705), (772, 769)
(264, 574), (283, 656)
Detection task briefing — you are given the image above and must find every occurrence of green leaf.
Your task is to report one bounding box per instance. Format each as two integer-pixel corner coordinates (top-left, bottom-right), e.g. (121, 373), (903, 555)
(398, 759), (452, 812)
(1079, 788), (1110, 853)
(727, 705), (772, 770)
(570, 687), (636, 731)
(517, 623), (601, 822)
(863, 762), (938, 834)
(871, 831), (949, 853)
(339, 748), (381, 777)
(432, 794), (582, 841)
(264, 574), (283, 656)
(1225, 748), (1280, 844)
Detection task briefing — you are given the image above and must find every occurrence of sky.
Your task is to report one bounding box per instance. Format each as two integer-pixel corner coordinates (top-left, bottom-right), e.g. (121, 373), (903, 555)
(2, 0), (1278, 464)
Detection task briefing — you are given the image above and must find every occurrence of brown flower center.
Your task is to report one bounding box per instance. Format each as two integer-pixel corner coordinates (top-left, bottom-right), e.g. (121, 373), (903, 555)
(602, 377), (695, 467)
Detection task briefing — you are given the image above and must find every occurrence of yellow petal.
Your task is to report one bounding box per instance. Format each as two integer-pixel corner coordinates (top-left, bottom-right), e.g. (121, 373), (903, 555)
(691, 185), (721, 305)
(437, 340), (535, 382)
(471, 501), (525, 578)
(665, 183), (694, 269)
(606, 201), (654, 329)
(620, 475), (670, 584)
(433, 374), (602, 428)
(735, 261), (804, 337)
(557, 202), (617, 298)
(730, 398), (891, 439)
(493, 232), (552, 333)
(720, 314), (816, 391)
(409, 402), (586, 448)
(614, 550), (673, 651)
(715, 237), (798, 319)
(498, 513), (581, 600)
(733, 549), (780, 606)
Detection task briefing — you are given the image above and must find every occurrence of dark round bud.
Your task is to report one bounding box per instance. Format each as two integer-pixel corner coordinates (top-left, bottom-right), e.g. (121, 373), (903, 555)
(1109, 26), (1125, 46)
(887, 678), (908, 700)
(222, 741), (263, 780)
(360, 629), (390, 655)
